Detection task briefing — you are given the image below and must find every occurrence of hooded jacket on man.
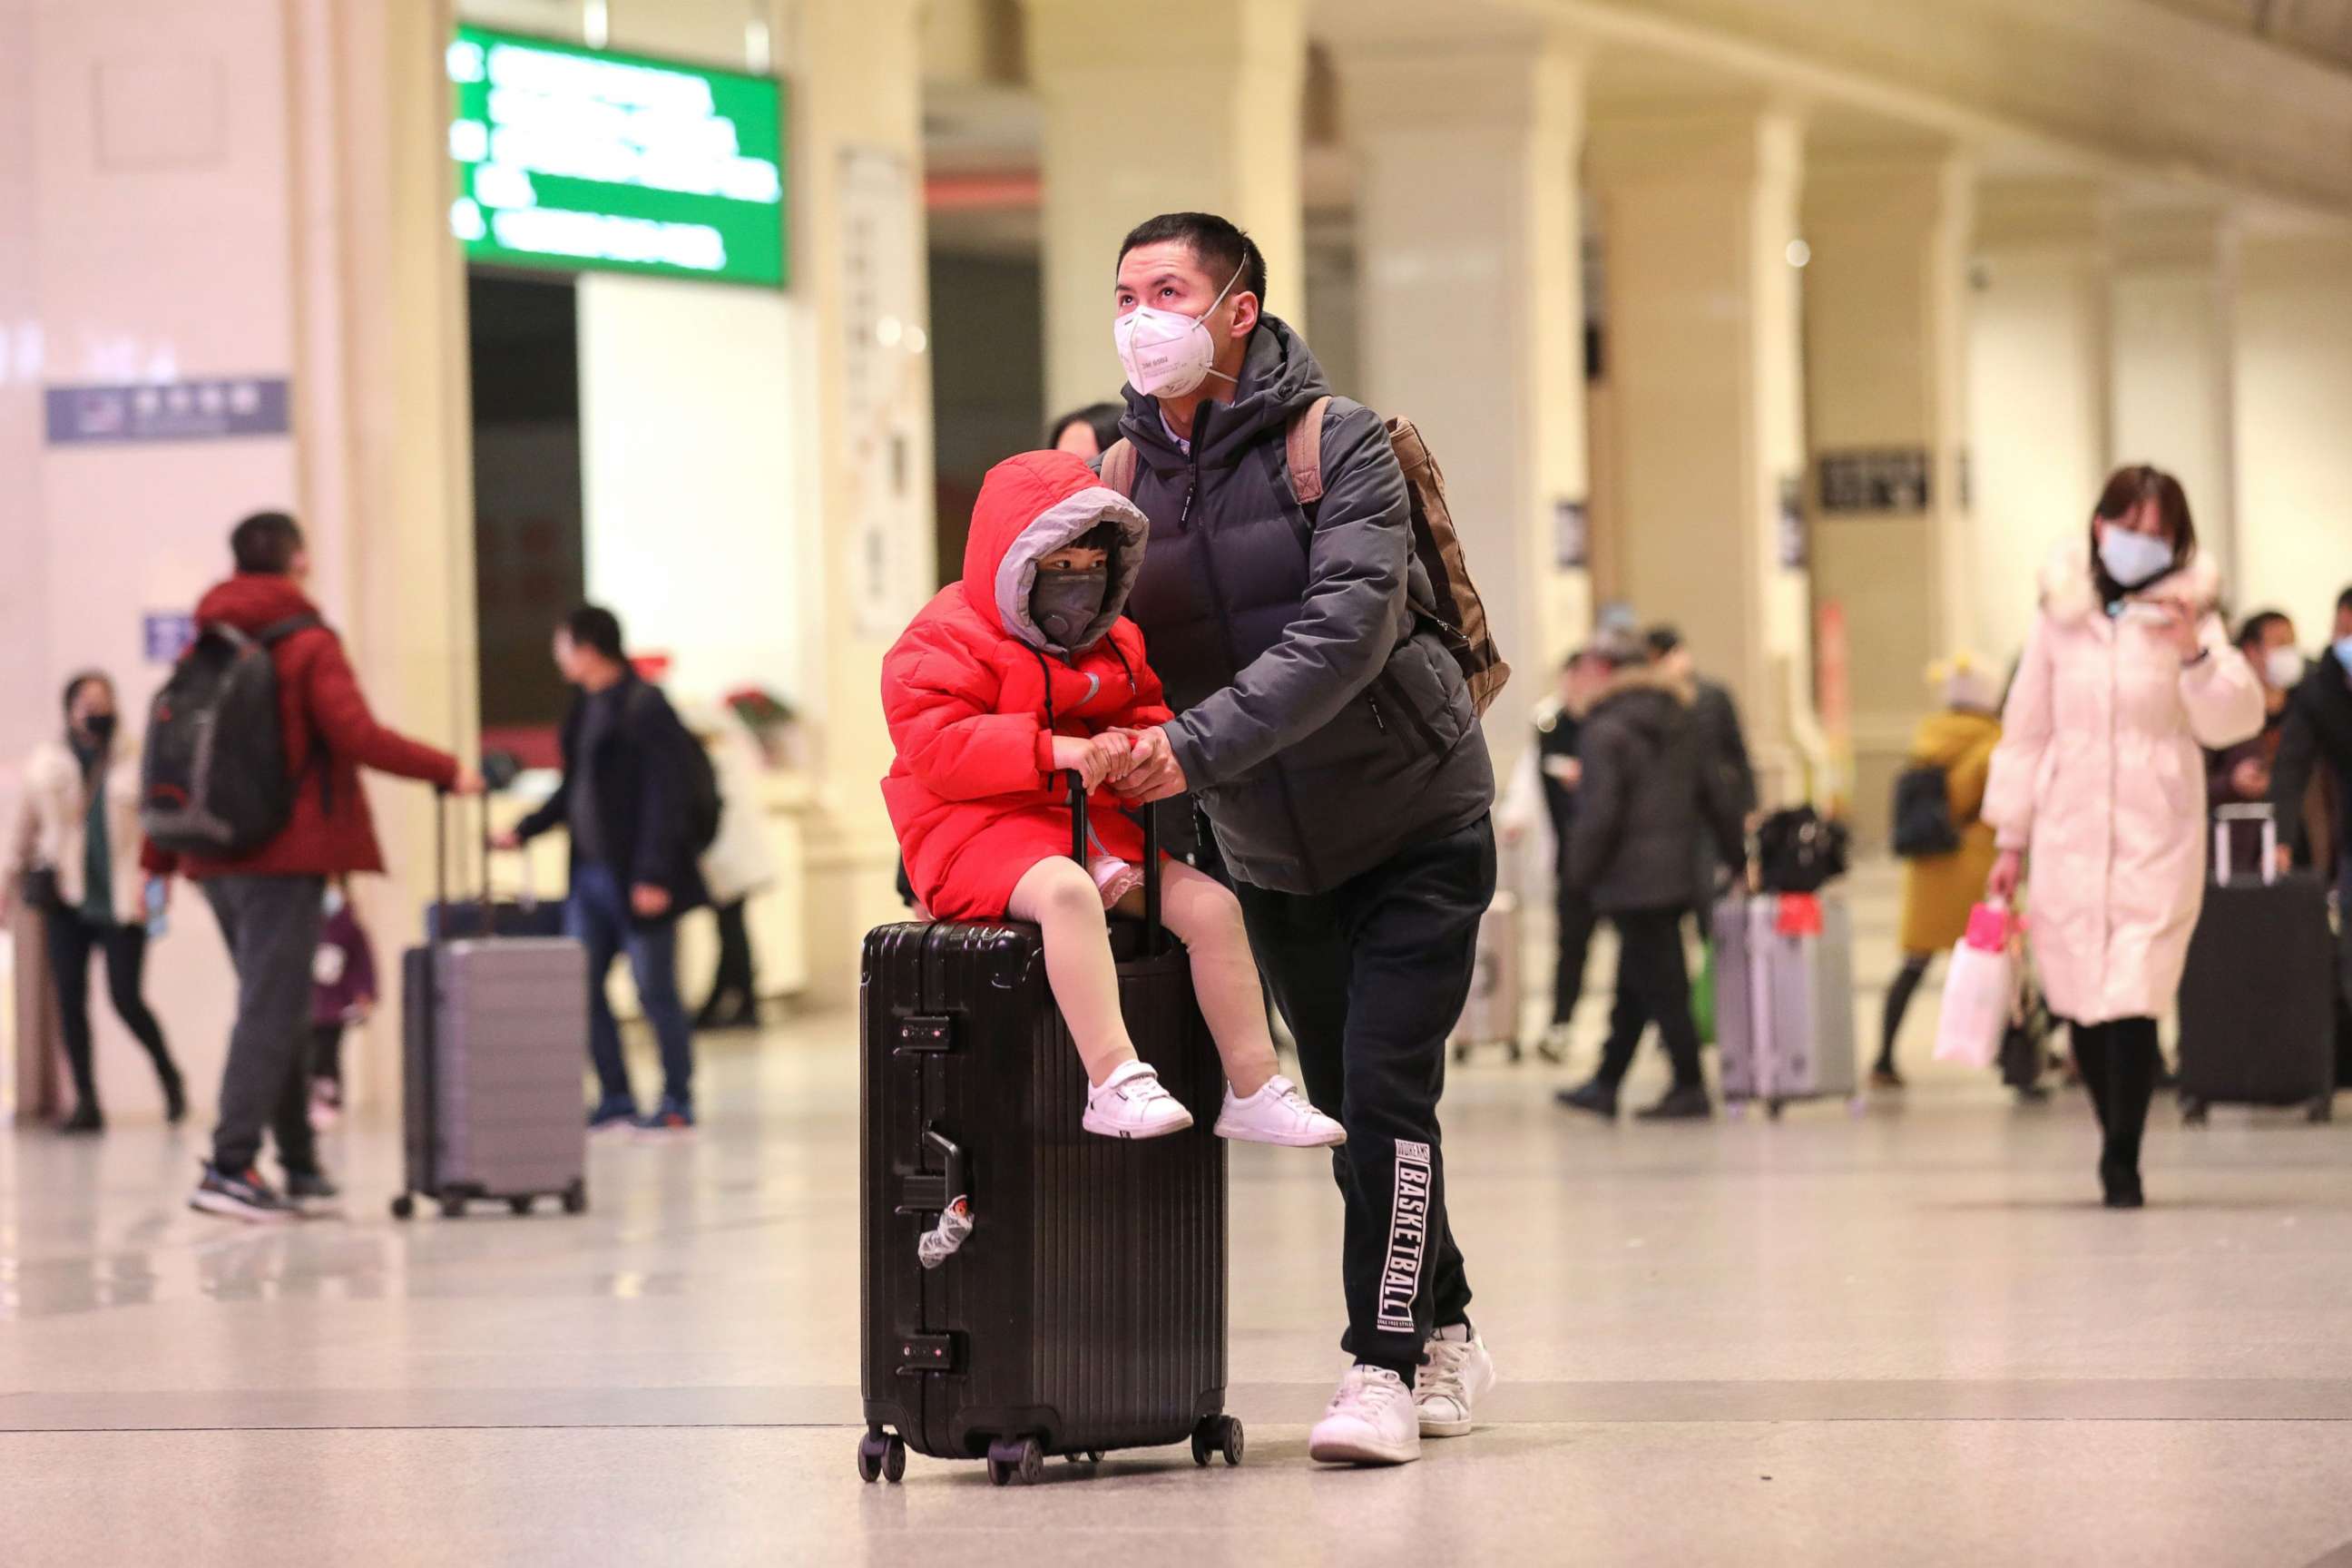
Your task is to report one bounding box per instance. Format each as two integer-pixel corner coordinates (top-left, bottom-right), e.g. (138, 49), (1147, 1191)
(1984, 540), (2265, 1025)
(1566, 662), (1746, 915)
(1116, 316), (1494, 896)
(881, 450), (1170, 922)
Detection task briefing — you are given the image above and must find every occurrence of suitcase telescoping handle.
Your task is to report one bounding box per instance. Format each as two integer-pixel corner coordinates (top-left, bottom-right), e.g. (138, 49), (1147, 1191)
(1065, 769), (1163, 954)
(430, 784), (500, 939)
(2213, 802), (2278, 888)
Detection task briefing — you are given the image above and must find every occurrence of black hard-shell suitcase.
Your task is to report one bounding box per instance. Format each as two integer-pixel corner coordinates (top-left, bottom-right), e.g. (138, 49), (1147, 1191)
(2177, 807), (2337, 1124)
(857, 783), (1236, 1487)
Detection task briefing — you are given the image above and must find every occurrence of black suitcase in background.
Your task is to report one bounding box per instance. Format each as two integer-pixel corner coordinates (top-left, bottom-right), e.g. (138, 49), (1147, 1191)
(2177, 807), (2337, 1123)
(857, 785), (1235, 1488)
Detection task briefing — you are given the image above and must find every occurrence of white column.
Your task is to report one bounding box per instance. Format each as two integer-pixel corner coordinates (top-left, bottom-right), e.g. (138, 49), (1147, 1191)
(780, 0), (938, 1004)
(1341, 33), (1589, 773)
(2110, 207), (2238, 586)
(1589, 108), (1812, 798)
(1802, 145), (1973, 838)
(1966, 181), (2113, 664)
(2234, 233), (2352, 641)
(1023, 0), (1307, 417)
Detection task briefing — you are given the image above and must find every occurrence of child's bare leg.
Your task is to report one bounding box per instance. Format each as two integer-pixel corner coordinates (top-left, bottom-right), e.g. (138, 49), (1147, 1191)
(1136, 861), (1279, 1097)
(1008, 858), (1135, 1085)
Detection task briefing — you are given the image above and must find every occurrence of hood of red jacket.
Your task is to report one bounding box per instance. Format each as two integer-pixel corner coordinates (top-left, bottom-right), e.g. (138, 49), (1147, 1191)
(196, 573), (322, 635)
(959, 450), (1149, 654)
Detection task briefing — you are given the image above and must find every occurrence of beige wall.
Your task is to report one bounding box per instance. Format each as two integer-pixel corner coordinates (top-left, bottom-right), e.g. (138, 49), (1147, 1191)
(2234, 235), (2352, 644)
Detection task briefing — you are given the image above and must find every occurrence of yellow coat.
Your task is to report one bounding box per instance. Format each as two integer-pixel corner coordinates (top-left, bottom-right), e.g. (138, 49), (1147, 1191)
(1897, 709), (2003, 956)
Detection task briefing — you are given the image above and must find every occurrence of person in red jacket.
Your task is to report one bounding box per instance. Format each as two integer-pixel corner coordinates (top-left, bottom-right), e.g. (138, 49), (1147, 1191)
(175, 511), (483, 1223)
(883, 450), (1341, 1146)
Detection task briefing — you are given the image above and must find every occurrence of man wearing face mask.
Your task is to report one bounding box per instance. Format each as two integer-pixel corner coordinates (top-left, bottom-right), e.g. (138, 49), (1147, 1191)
(1097, 212), (1498, 1466)
(2207, 610), (2301, 812)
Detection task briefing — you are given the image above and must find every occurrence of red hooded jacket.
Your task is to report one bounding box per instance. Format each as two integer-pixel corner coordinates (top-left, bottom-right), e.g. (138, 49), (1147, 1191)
(882, 451), (1171, 922)
(174, 573), (460, 879)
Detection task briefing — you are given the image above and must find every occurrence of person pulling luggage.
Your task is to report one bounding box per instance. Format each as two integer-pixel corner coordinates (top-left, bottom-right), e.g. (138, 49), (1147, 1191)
(1554, 629), (1749, 1122)
(1983, 466), (2263, 1208)
(1877, 655), (2004, 1090)
(882, 449), (1343, 1152)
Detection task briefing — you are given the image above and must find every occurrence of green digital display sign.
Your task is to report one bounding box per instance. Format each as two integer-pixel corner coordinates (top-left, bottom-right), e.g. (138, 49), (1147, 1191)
(446, 25), (788, 288)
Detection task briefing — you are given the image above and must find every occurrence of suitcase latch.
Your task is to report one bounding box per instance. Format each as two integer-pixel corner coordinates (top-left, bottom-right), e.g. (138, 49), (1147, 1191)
(896, 1332), (960, 1375)
(897, 1014), (955, 1052)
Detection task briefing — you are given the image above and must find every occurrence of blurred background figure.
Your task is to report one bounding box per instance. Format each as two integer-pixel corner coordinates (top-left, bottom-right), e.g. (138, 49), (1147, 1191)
(1645, 626), (1757, 916)
(695, 714), (779, 1032)
(1499, 650), (1608, 1063)
(2208, 609), (2300, 814)
(1048, 403), (1124, 463)
(307, 876), (377, 1132)
(6, 671), (184, 1132)
(1877, 655), (2004, 1091)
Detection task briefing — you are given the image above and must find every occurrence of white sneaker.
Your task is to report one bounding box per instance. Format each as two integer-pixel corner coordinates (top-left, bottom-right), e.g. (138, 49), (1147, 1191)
(1213, 1073), (1346, 1147)
(1308, 1365), (1422, 1466)
(1416, 1325), (1495, 1437)
(1081, 1061), (1195, 1141)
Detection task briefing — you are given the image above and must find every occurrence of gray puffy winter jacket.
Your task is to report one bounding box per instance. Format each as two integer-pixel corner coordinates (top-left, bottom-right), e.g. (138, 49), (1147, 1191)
(1118, 318), (1494, 896)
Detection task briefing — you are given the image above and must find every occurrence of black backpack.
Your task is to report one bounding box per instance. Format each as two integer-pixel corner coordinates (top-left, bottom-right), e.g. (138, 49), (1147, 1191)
(1755, 806), (1851, 895)
(1889, 764), (1962, 858)
(629, 685), (723, 854)
(141, 614), (321, 858)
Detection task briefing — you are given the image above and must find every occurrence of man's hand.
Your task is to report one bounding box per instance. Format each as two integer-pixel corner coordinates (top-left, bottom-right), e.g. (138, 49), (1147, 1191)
(631, 884), (672, 919)
(2277, 844), (2297, 878)
(1113, 726), (1189, 805)
(2230, 757), (2271, 800)
(450, 764), (487, 798)
(1050, 735), (1112, 793)
(491, 828), (522, 853)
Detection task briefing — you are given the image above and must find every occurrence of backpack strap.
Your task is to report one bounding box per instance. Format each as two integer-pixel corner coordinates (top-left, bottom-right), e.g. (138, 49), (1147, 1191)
(1285, 396), (1335, 507)
(1099, 437), (1139, 498)
(254, 612), (323, 647)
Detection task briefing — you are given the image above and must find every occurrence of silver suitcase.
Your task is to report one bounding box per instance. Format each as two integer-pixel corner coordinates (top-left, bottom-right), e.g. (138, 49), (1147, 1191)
(1712, 894), (1859, 1116)
(1450, 891), (1525, 1063)
(394, 797), (589, 1220)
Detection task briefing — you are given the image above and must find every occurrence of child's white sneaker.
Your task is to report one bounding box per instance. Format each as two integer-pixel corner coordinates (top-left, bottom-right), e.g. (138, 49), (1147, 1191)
(1308, 1365), (1421, 1466)
(1415, 1324), (1495, 1437)
(1082, 1061), (1194, 1140)
(1213, 1073), (1346, 1147)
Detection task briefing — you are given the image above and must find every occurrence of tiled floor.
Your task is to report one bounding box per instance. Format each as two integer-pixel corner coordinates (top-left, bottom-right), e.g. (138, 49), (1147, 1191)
(5, 866), (2350, 1566)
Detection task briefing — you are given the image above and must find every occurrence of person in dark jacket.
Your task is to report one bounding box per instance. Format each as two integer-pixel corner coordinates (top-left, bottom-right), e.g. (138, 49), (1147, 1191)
(2207, 610), (2299, 809)
(1499, 652), (1608, 1060)
(503, 605), (709, 1135)
(2271, 585), (2352, 1062)
(178, 511), (479, 1223)
(1556, 632), (1746, 1122)
(1646, 625), (1757, 912)
(1101, 211), (1496, 1468)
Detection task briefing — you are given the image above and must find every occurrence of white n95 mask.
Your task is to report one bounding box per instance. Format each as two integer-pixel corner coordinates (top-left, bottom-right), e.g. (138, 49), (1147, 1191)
(1113, 263), (1245, 399)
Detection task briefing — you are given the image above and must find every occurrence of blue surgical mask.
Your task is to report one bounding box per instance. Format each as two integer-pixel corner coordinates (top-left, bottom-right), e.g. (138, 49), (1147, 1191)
(2333, 634), (2352, 675)
(2096, 524), (2174, 592)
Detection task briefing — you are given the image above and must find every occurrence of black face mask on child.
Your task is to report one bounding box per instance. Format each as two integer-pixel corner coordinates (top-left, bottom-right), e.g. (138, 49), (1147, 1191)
(1030, 569), (1110, 650)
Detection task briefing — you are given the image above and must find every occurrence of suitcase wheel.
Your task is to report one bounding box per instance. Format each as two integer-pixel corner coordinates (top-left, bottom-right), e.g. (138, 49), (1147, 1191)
(1191, 1415), (1242, 1469)
(857, 1429), (887, 1485)
(986, 1436), (1043, 1487)
(561, 1180), (588, 1216)
(508, 1196), (534, 1217)
(389, 1193), (415, 1221)
(2308, 1096), (2335, 1125)
(1766, 1100), (1786, 1122)
(885, 1436), (906, 1484)
(1506, 1042), (1524, 1064)
(2180, 1096), (2210, 1128)
(438, 1191), (468, 1220)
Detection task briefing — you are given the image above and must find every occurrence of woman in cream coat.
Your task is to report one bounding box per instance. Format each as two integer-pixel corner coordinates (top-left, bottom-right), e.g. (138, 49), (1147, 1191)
(7, 672), (184, 1131)
(1984, 466), (2264, 1208)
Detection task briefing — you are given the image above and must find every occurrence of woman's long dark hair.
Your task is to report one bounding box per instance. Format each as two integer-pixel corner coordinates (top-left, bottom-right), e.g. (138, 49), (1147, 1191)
(2089, 464), (2197, 602)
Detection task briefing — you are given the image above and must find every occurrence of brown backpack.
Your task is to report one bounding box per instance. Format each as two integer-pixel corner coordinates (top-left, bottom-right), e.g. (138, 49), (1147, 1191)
(1100, 395), (1511, 717)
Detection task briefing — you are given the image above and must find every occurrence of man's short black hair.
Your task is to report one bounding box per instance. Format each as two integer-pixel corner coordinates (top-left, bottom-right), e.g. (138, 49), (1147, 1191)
(1118, 212), (1268, 306)
(231, 511), (305, 575)
(2236, 609), (2291, 652)
(563, 604), (626, 663)
(1644, 625), (1685, 660)
(2337, 584), (2352, 618)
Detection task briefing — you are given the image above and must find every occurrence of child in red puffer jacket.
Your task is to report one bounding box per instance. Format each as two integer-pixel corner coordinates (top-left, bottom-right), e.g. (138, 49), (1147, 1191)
(881, 450), (1342, 1148)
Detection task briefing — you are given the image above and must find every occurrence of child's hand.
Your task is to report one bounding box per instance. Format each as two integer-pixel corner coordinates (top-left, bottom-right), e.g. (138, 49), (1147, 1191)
(1051, 734), (1112, 792)
(1093, 731), (1140, 784)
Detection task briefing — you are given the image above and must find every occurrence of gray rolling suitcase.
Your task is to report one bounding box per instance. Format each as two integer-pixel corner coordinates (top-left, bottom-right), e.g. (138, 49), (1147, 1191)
(1713, 893), (1860, 1117)
(1450, 891), (1525, 1062)
(392, 795), (589, 1220)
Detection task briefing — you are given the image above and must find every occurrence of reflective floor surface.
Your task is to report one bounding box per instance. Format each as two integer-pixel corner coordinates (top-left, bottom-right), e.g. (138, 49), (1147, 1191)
(6, 867), (2351, 1566)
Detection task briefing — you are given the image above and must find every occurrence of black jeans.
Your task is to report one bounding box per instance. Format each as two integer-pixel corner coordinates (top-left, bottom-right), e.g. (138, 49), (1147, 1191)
(201, 875), (326, 1177)
(1233, 817), (1494, 1380)
(311, 1021), (346, 1085)
(2071, 1016), (2160, 1183)
(1551, 874), (1600, 1027)
(701, 899), (757, 1021)
(1881, 953), (1935, 1071)
(1593, 907), (1705, 1092)
(44, 909), (178, 1112)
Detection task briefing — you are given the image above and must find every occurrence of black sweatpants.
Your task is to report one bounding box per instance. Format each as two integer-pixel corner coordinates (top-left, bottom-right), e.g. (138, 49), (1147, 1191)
(1551, 873), (1600, 1027)
(1233, 817), (1494, 1381)
(44, 909), (177, 1112)
(2070, 1016), (2160, 1181)
(1592, 907), (1705, 1092)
